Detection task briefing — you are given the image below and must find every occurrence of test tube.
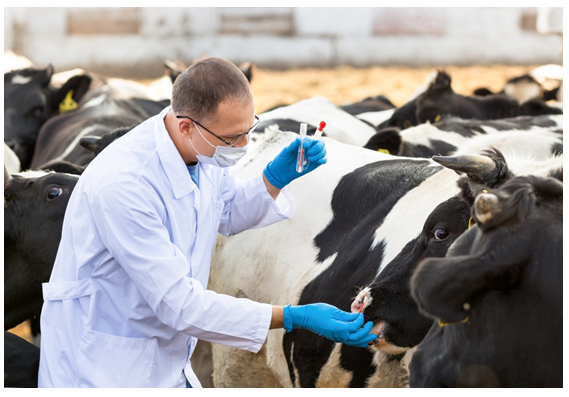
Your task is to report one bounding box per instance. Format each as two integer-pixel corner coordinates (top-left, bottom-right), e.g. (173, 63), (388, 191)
(296, 123), (308, 173)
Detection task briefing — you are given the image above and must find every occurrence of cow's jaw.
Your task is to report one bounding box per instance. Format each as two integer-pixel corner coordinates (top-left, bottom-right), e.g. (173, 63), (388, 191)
(352, 287), (408, 355)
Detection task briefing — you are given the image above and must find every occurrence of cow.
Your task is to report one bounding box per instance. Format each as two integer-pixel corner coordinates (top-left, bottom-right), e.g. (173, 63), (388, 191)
(29, 85), (168, 169)
(381, 70), (562, 131)
(256, 96), (380, 146)
(4, 331), (40, 388)
(4, 65), (93, 169)
(4, 168), (80, 331)
(207, 126), (563, 388)
(409, 174), (563, 387)
(364, 114), (563, 157)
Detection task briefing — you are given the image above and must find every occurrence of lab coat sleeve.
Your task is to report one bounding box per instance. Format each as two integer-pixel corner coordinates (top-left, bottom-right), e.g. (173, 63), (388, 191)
(217, 170), (296, 236)
(88, 178), (272, 353)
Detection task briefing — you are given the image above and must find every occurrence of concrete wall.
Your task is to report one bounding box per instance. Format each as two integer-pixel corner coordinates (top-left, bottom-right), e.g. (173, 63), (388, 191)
(4, 7), (563, 78)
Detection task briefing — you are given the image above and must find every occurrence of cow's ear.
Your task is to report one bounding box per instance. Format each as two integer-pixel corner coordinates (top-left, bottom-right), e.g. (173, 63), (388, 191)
(239, 61), (254, 83)
(53, 74), (92, 113)
(410, 246), (526, 324)
(38, 64), (54, 86)
(79, 135), (101, 153)
(363, 127), (401, 155)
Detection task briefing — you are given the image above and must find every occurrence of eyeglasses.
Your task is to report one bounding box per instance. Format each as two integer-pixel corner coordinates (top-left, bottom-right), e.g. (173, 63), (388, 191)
(176, 114), (260, 147)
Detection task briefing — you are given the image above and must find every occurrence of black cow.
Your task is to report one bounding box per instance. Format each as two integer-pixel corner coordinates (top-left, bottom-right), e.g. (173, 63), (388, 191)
(29, 85), (168, 169)
(4, 65), (93, 169)
(474, 73), (562, 103)
(364, 114), (563, 157)
(409, 174), (563, 387)
(380, 70), (562, 131)
(4, 331), (40, 388)
(4, 168), (80, 331)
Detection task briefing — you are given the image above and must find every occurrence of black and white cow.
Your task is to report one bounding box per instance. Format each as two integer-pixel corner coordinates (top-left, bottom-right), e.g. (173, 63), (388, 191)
(409, 174), (563, 387)
(4, 66), (93, 169)
(29, 85), (168, 169)
(208, 127), (563, 388)
(364, 114), (563, 157)
(381, 70), (562, 131)
(4, 168), (80, 331)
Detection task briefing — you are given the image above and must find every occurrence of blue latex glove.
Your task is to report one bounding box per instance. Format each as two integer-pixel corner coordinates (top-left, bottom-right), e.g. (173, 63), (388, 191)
(283, 303), (377, 348)
(263, 137), (327, 189)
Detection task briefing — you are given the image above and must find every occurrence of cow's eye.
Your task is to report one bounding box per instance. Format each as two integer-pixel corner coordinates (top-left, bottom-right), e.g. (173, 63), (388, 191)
(433, 228), (449, 241)
(29, 105), (44, 117)
(46, 187), (63, 200)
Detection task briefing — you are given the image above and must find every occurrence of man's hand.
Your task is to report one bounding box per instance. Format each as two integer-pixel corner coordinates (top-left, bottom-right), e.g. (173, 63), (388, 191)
(282, 303), (377, 348)
(263, 137), (327, 189)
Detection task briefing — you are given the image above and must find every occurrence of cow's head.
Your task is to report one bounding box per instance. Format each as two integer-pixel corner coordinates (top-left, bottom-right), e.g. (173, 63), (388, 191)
(4, 169), (79, 329)
(414, 70), (456, 125)
(4, 66), (92, 169)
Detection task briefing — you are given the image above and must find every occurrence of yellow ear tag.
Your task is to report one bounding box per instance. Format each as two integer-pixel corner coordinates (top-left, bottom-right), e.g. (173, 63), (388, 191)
(377, 149), (390, 155)
(438, 316), (469, 327)
(434, 114), (442, 122)
(468, 217), (474, 228)
(59, 90), (78, 113)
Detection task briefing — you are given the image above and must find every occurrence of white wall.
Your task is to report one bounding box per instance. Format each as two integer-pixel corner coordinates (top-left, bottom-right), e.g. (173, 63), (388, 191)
(4, 7), (563, 78)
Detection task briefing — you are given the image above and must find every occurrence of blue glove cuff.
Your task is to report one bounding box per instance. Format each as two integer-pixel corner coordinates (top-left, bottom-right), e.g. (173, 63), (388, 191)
(283, 305), (293, 332)
(263, 163), (288, 189)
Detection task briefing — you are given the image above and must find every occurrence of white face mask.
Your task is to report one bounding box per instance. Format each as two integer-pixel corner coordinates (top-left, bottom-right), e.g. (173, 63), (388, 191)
(188, 123), (249, 168)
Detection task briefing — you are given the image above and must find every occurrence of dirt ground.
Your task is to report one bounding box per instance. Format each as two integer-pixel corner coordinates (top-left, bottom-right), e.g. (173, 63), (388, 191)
(7, 63), (542, 344)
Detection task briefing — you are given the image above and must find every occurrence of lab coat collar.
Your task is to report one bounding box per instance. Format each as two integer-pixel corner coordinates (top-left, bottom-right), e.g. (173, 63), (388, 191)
(154, 106), (195, 199)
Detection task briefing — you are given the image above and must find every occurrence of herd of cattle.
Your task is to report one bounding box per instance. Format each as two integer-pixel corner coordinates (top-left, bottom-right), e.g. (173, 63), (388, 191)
(4, 50), (563, 388)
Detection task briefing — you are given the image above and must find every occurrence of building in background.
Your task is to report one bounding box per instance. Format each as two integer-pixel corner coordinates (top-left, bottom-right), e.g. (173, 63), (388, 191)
(4, 7), (563, 78)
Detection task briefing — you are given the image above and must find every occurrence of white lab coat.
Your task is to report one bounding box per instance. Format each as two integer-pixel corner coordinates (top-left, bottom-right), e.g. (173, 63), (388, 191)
(38, 106), (296, 388)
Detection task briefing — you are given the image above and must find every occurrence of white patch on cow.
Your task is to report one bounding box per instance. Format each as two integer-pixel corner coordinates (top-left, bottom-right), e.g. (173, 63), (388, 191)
(400, 122), (471, 149)
(504, 80), (542, 104)
(259, 96), (378, 146)
(452, 129), (563, 161)
(371, 167), (460, 276)
(14, 170), (51, 179)
(50, 125), (102, 163)
(365, 351), (410, 387)
(356, 108), (394, 127)
(10, 74), (32, 85)
(4, 50), (34, 73)
(315, 343), (353, 387)
(4, 143), (20, 174)
(82, 93), (107, 109)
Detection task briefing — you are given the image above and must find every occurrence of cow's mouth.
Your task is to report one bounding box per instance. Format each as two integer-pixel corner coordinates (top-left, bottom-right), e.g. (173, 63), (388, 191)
(367, 320), (408, 355)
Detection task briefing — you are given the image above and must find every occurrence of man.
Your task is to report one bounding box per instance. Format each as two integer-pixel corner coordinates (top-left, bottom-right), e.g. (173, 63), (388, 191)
(38, 58), (376, 388)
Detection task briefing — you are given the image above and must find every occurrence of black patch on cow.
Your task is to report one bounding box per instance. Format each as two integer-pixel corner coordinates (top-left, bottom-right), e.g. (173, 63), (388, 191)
(340, 95), (395, 115)
(314, 159), (439, 262)
(364, 127), (402, 154)
(400, 139), (458, 158)
(283, 159), (440, 387)
(551, 142), (563, 156)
